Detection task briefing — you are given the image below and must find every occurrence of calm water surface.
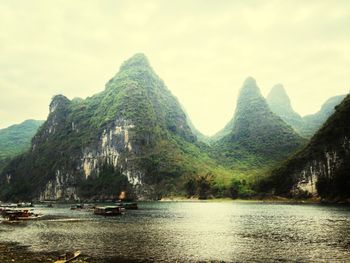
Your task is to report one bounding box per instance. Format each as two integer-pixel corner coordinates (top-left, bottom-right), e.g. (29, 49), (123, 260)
(0, 202), (349, 262)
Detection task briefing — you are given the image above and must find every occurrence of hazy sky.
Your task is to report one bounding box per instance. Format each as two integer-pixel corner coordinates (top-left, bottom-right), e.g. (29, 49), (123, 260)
(1, 0), (349, 135)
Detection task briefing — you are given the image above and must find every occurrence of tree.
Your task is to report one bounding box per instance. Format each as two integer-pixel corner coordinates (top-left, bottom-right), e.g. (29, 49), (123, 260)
(196, 172), (213, 199)
(184, 177), (196, 197)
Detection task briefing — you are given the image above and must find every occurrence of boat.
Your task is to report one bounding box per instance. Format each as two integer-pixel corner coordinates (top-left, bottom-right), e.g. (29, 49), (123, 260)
(17, 202), (34, 207)
(54, 250), (81, 263)
(70, 204), (84, 210)
(94, 206), (125, 216)
(115, 201), (138, 210)
(1, 209), (43, 221)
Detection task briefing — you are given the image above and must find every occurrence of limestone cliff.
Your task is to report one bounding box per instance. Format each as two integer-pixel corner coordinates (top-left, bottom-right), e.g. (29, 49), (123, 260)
(0, 54), (203, 201)
(263, 94), (350, 200)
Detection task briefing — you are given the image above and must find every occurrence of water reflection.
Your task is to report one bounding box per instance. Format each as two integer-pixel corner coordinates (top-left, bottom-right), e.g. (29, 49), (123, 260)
(0, 202), (349, 262)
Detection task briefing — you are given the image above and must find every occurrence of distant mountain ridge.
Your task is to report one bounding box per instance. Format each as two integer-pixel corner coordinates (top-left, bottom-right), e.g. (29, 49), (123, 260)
(266, 85), (345, 138)
(266, 84), (304, 133)
(300, 95), (346, 137)
(260, 94), (350, 200)
(0, 119), (44, 160)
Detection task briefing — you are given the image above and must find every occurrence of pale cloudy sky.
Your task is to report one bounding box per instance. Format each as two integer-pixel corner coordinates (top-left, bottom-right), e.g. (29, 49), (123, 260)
(0, 0), (349, 135)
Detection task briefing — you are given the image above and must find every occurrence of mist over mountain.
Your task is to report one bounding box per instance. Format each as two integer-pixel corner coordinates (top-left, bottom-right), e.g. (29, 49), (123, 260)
(267, 85), (346, 138)
(266, 84), (304, 133)
(300, 95), (346, 137)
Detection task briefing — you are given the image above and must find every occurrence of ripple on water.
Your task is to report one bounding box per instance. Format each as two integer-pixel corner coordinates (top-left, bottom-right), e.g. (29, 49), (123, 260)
(0, 202), (349, 262)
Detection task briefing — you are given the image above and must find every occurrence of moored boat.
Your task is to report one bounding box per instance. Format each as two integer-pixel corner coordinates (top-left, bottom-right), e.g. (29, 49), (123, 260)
(1, 209), (43, 221)
(70, 204), (84, 210)
(116, 201), (138, 210)
(94, 206), (125, 216)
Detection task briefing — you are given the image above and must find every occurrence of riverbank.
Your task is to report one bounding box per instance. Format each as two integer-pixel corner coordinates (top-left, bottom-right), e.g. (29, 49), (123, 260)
(160, 195), (322, 203)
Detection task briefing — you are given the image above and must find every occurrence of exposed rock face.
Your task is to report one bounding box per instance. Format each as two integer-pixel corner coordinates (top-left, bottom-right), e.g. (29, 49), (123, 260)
(40, 170), (77, 200)
(266, 95), (350, 200)
(38, 117), (141, 201)
(0, 53), (198, 201)
(291, 148), (345, 197)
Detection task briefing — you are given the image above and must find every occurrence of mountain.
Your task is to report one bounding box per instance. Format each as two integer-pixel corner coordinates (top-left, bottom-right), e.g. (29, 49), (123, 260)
(266, 85), (346, 138)
(300, 95), (346, 137)
(212, 77), (305, 169)
(266, 84), (304, 133)
(0, 119), (44, 161)
(260, 94), (350, 200)
(0, 54), (230, 201)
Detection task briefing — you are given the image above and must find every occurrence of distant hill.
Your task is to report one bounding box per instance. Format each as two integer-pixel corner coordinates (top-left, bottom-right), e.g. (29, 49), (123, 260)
(266, 85), (345, 138)
(0, 119), (44, 161)
(212, 77), (305, 169)
(260, 94), (350, 200)
(300, 95), (346, 137)
(266, 84), (304, 133)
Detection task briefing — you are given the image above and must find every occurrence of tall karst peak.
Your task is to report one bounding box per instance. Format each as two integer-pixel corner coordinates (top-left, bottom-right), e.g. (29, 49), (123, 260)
(212, 77), (305, 168)
(49, 94), (70, 113)
(211, 77), (263, 141)
(267, 84), (292, 108)
(119, 53), (151, 71)
(239, 76), (261, 98)
(106, 53), (158, 91)
(266, 84), (304, 135)
(0, 53), (207, 201)
(234, 77), (268, 121)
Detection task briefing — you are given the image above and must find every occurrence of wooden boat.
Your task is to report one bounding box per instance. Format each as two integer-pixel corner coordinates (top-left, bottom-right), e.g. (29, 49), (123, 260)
(70, 204), (84, 210)
(94, 206), (125, 216)
(17, 202), (34, 207)
(54, 250), (81, 263)
(116, 201), (138, 210)
(1, 209), (43, 221)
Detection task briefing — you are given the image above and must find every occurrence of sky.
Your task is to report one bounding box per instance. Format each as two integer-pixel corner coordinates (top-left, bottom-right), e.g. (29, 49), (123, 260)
(0, 0), (349, 135)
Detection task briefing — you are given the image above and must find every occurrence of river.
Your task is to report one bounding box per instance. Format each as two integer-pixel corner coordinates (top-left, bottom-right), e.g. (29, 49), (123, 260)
(0, 201), (349, 262)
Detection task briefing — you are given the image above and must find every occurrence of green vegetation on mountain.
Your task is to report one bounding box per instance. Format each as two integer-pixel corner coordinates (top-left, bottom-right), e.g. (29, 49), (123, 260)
(212, 77), (305, 170)
(1, 54), (346, 202)
(0, 119), (44, 161)
(258, 94), (350, 200)
(0, 54), (240, 201)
